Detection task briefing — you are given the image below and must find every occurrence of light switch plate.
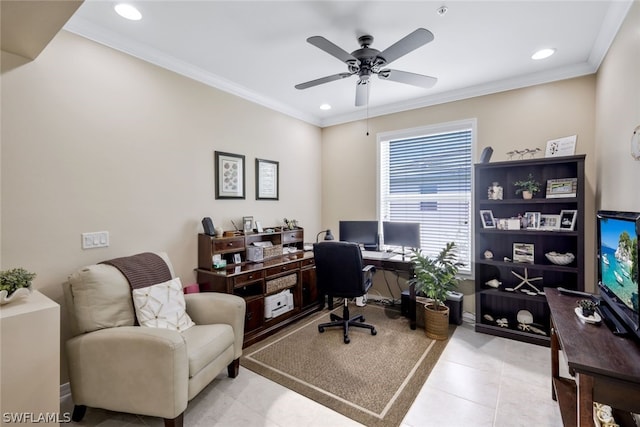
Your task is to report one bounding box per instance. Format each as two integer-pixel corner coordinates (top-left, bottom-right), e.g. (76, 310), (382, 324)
(82, 231), (109, 249)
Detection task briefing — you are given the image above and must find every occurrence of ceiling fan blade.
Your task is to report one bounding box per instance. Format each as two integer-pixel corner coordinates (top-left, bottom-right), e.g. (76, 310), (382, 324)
(295, 72), (352, 90)
(378, 69), (437, 88)
(355, 80), (369, 107)
(377, 28), (434, 65)
(307, 36), (357, 64)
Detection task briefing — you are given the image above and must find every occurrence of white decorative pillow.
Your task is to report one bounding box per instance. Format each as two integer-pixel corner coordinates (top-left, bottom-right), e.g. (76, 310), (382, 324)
(132, 277), (195, 332)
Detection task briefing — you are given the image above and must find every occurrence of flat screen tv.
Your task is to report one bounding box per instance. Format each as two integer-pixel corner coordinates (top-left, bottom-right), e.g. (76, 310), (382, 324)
(339, 221), (379, 251)
(382, 221), (420, 250)
(596, 210), (640, 340)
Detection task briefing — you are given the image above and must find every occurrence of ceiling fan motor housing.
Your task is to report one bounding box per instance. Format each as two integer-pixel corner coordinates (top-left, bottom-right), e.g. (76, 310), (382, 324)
(295, 28), (437, 106)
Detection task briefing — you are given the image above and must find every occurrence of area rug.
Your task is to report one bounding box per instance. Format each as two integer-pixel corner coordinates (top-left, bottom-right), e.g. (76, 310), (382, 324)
(241, 304), (454, 427)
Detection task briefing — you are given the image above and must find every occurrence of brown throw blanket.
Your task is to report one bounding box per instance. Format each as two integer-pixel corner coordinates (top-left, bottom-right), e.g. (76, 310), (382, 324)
(101, 252), (171, 290)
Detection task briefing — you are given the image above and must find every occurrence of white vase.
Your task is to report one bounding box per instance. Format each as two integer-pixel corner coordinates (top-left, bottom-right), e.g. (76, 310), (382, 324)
(522, 190), (533, 199)
(0, 286), (32, 305)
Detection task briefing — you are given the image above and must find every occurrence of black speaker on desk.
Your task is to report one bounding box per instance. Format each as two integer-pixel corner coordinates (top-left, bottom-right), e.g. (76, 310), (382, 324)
(202, 217), (215, 236)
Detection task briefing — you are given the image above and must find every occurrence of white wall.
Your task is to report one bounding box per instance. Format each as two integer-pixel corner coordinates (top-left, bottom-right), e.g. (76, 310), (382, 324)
(1, 31), (322, 382)
(595, 1), (640, 212)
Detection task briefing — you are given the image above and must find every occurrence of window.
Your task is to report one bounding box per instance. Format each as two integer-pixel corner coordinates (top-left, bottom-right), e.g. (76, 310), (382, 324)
(378, 119), (475, 276)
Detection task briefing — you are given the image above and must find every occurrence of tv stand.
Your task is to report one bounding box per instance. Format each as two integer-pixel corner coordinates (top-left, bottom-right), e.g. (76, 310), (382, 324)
(598, 303), (629, 337)
(546, 288), (640, 426)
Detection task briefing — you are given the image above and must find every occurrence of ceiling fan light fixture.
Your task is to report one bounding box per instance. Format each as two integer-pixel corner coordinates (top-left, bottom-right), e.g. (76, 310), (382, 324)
(531, 48), (556, 60)
(115, 4), (142, 21)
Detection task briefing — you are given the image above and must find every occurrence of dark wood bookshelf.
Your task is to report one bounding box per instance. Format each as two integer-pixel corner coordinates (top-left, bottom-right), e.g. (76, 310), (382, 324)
(474, 155), (585, 345)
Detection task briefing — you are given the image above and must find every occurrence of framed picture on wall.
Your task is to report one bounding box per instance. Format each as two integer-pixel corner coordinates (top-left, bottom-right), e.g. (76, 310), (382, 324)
(215, 151), (245, 199)
(256, 158), (279, 200)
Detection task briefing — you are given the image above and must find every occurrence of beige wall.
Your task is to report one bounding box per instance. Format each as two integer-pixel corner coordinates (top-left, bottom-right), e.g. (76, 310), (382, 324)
(322, 76), (598, 306)
(2, 3), (637, 388)
(595, 1), (640, 213)
(1, 31), (322, 383)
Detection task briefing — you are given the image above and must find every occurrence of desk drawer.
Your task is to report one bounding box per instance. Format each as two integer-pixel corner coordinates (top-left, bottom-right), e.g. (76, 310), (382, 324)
(233, 270), (264, 286)
(282, 230), (303, 244)
(266, 262), (299, 278)
(300, 258), (315, 269)
(213, 237), (245, 253)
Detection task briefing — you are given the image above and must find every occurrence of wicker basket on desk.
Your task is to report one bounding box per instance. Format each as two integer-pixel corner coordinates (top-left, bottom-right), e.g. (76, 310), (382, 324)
(266, 273), (297, 294)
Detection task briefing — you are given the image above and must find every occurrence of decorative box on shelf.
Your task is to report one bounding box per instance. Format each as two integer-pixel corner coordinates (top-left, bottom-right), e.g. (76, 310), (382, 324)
(246, 242), (283, 262)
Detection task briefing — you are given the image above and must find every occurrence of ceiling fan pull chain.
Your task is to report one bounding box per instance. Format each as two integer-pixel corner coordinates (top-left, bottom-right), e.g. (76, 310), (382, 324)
(366, 84), (370, 136)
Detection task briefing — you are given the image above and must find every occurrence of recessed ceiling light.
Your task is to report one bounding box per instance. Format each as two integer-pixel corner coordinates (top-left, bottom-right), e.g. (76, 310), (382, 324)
(114, 4), (142, 21)
(320, 104), (332, 110)
(531, 48), (556, 60)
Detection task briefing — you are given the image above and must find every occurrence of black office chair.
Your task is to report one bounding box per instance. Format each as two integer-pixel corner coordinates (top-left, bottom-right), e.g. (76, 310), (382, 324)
(313, 241), (377, 344)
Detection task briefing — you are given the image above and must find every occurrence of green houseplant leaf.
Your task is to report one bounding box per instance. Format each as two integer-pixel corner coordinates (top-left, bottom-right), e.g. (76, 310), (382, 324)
(408, 242), (462, 310)
(513, 173), (541, 195)
(0, 268), (36, 296)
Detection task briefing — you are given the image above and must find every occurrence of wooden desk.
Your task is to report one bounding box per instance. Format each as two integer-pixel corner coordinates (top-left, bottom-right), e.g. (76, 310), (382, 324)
(361, 253), (416, 329)
(197, 251), (320, 347)
(546, 288), (640, 426)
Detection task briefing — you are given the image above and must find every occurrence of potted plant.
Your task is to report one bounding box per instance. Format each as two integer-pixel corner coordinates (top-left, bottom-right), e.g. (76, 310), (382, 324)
(577, 299), (597, 317)
(409, 242), (462, 340)
(513, 173), (541, 199)
(0, 268), (36, 305)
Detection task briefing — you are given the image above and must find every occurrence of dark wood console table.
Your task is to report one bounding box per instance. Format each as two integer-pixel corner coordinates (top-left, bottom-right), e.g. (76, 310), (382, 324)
(546, 288), (640, 426)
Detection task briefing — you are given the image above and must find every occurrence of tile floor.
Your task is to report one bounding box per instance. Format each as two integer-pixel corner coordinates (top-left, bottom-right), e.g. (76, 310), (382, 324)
(61, 321), (564, 426)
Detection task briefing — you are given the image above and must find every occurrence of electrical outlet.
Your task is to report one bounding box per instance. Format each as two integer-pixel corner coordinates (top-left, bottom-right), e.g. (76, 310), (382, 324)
(82, 231), (109, 249)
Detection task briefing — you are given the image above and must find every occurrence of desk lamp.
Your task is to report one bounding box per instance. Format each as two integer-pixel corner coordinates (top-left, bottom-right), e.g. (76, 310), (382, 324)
(315, 229), (335, 243)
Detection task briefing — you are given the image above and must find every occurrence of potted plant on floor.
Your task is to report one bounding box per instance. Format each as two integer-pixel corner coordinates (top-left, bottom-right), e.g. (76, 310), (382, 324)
(513, 173), (541, 199)
(409, 242), (462, 340)
(0, 267), (36, 305)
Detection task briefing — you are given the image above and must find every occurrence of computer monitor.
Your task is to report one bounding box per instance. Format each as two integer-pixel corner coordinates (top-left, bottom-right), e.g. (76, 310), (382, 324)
(383, 221), (420, 250)
(339, 221), (379, 251)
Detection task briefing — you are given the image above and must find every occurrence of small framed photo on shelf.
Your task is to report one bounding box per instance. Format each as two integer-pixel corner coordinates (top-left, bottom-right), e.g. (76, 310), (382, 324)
(513, 243), (534, 263)
(546, 178), (577, 198)
(524, 212), (541, 230)
(233, 253), (242, 264)
(480, 210), (496, 228)
(539, 214), (561, 231)
(559, 210), (577, 231)
(242, 216), (254, 233)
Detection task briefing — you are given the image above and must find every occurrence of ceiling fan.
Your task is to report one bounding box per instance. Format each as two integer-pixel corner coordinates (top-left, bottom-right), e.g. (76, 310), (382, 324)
(295, 28), (437, 107)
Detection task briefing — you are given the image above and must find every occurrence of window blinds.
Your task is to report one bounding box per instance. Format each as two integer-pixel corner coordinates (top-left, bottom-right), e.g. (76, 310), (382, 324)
(379, 126), (473, 275)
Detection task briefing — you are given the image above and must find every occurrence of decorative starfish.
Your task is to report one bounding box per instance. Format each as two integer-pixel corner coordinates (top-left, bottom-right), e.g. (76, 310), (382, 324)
(511, 268), (544, 294)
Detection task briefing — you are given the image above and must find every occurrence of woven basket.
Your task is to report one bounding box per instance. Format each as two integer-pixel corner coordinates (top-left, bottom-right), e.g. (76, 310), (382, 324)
(266, 273), (297, 294)
(424, 304), (450, 340)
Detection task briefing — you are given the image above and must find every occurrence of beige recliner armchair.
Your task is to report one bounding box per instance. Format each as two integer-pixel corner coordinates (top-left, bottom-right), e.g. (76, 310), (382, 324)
(62, 252), (245, 427)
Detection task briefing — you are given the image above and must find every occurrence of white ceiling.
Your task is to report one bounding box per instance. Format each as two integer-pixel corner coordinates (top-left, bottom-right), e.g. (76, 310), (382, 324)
(64, 1), (633, 128)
